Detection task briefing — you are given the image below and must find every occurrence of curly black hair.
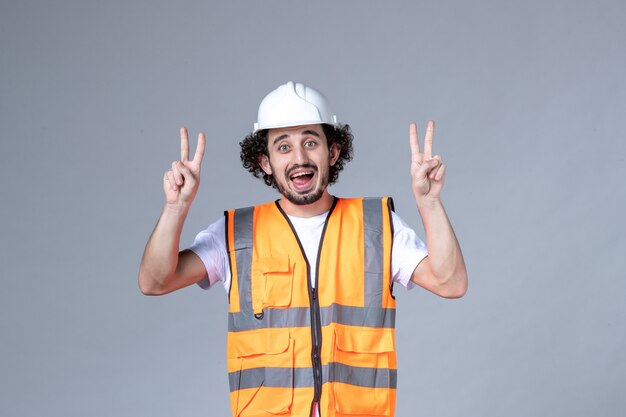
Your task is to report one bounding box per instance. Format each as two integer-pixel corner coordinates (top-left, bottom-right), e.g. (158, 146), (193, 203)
(239, 124), (354, 188)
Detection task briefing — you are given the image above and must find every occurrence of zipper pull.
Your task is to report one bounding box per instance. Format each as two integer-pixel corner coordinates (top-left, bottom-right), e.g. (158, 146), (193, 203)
(311, 287), (317, 300)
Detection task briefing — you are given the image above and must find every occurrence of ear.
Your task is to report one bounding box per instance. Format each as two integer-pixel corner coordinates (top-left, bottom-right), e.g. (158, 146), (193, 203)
(329, 143), (341, 166)
(258, 154), (272, 175)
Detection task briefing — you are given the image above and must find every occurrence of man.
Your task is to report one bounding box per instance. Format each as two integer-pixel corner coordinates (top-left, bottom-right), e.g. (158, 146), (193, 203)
(139, 81), (467, 417)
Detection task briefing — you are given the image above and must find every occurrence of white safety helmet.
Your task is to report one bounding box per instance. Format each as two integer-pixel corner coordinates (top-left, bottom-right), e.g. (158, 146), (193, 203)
(253, 81), (338, 132)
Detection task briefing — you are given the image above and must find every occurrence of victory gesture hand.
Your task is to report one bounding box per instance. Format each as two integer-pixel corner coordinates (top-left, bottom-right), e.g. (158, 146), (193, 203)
(163, 127), (206, 207)
(409, 120), (446, 202)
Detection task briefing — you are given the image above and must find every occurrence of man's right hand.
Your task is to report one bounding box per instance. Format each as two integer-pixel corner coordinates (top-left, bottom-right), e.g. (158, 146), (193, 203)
(163, 127), (206, 208)
(138, 127), (208, 296)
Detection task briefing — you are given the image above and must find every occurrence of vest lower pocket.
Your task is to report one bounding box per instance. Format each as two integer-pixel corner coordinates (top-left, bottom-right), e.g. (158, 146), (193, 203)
(332, 327), (395, 416)
(231, 329), (295, 416)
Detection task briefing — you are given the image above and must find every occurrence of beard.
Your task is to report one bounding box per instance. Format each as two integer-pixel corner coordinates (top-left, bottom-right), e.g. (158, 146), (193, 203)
(273, 163), (329, 206)
(278, 183), (326, 205)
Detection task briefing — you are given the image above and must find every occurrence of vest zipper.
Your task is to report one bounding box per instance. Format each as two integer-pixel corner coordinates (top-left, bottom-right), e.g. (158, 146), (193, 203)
(275, 198), (338, 417)
(309, 285), (322, 417)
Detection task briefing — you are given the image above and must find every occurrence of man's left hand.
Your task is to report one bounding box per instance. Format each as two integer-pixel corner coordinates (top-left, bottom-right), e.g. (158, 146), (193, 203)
(409, 120), (445, 202)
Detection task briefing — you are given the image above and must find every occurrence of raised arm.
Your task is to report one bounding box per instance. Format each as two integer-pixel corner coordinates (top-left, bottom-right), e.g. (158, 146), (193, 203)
(138, 128), (207, 295)
(408, 121), (468, 298)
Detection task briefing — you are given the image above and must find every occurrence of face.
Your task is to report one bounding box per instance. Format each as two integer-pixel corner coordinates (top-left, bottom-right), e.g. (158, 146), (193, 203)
(260, 124), (340, 206)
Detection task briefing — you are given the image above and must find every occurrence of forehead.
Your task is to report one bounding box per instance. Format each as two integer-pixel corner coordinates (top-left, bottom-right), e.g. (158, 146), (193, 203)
(267, 124), (325, 142)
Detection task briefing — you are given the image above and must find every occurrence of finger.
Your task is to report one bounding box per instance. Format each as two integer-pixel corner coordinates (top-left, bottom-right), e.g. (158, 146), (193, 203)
(434, 163), (446, 182)
(180, 127), (190, 161)
(172, 161), (184, 186)
(178, 162), (197, 187)
(429, 155), (443, 179)
(429, 161), (442, 179)
(192, 132), (206, 165)
(409, 122), (420, 156)
(416, 158), (439, 178)
(165, 170), (178, 191)
(423, 120), (435, 158)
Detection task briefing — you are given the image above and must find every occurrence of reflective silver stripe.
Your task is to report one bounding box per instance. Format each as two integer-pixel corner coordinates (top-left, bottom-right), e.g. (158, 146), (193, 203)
(229, 306), (311, 331)
(229, 367), (312, 391)
(327, 362), (397, 389)
(228, 304), (394, 332)
(229, 364), (396, 392)
(320, 304), (395, 328)
(233, 207), (254, 314)
(362, 198), (384, 308)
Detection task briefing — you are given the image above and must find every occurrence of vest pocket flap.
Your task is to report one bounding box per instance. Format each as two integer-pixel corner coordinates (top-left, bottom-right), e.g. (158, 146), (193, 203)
(232, 329), (291, 357)
(253, 256), (291, 273)
(336, 327), (394, 353)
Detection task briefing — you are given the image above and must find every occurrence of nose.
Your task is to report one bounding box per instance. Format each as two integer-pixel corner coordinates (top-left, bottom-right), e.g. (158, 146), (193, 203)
(291, 144), (308, 165)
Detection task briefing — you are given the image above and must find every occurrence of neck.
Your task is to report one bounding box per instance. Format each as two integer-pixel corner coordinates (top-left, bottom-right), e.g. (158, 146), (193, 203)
(278, 191), (334, 218)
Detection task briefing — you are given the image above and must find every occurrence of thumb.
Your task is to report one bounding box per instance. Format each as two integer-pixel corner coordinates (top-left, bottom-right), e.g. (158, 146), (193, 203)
(416, 158), (440, 177)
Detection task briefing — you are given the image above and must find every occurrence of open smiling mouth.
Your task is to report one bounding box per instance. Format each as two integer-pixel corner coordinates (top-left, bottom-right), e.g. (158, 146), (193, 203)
(288, 166), (317, 190)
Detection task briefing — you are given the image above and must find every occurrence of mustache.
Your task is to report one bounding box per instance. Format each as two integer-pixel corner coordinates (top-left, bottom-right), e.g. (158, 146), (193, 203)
(286, 163), (318, 177)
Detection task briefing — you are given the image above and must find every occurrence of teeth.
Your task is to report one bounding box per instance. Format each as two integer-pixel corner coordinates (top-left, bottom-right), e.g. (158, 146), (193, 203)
(291, 172), (312, 179)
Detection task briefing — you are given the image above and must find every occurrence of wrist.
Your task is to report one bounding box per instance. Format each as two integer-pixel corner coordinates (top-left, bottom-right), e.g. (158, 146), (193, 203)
(415, 195), (443, 213)
(163, 202), (191, 219)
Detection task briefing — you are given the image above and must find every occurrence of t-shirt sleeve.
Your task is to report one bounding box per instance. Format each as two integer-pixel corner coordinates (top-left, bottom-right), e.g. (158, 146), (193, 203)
(187, 216), (229, 290)
(391, 211), (428, 289)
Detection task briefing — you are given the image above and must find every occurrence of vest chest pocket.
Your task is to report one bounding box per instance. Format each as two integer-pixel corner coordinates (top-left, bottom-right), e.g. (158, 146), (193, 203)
(332, 327), (395, 416)
(231, 328), (295, 417)
(251, 256), (294, 314)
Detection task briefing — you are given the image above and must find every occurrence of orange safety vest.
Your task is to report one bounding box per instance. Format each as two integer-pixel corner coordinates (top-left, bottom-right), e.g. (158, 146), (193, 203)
(226, 197), (397, 417)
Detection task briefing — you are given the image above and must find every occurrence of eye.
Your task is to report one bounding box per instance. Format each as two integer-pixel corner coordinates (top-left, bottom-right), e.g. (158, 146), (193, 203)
(304, 140), (317, 148)
(277, 143), (290, 152)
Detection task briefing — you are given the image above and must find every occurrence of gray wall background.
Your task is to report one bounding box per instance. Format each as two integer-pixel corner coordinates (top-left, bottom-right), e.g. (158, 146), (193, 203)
(1, 1), (624, 416)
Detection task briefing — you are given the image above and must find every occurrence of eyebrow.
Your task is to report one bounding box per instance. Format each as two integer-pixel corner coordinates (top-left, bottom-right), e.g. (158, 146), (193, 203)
(271, 129), (321, 145)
